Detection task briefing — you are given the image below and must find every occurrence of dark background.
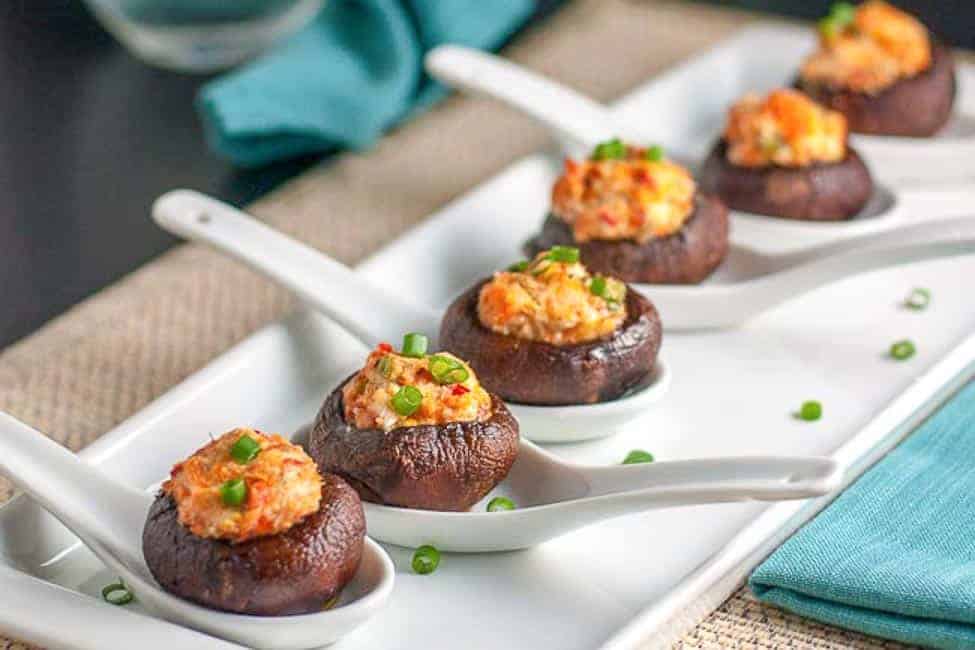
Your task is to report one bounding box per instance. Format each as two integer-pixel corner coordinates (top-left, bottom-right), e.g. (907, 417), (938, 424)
(1, 1), (971, 348)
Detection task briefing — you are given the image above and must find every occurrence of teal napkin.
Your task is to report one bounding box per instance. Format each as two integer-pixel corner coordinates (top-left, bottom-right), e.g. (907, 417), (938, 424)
(751, 381), (975, 649)
(197, 0), (536, 167)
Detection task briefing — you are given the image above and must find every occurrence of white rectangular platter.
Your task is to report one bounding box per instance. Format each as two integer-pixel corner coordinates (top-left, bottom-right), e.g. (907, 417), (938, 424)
(2, 24), (975, 650)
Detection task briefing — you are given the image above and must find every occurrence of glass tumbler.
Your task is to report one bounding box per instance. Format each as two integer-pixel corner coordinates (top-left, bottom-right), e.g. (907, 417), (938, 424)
(82, 0), (325, 73)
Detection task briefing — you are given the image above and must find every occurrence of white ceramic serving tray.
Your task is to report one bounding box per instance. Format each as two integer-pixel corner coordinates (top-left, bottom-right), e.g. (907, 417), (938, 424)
(2, 24), (975, 650)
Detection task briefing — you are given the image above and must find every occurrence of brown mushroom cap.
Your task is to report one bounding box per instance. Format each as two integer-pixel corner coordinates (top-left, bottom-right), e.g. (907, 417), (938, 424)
(309, 388), (519, 511)
(798, 41), (955, 138)
(142, 473), (365, 616)
(699, 140), (874, 221)
(525, 193), (729, 284)
(440, 281), (662, 406)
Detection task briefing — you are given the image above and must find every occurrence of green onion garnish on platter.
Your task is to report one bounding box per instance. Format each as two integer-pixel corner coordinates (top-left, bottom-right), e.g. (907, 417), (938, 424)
(486, 496), (516, 512)
(795, 400), (823, 422)
(102, 580), (134, 606)
(890, 339), (916, 361)
(412, 545), (441, 575)
(904, 288), (931, 311)
(622, 450), (654, 465)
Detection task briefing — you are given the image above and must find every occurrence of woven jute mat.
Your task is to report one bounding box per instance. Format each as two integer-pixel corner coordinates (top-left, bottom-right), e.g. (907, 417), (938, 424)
(0, 1), (920, 648)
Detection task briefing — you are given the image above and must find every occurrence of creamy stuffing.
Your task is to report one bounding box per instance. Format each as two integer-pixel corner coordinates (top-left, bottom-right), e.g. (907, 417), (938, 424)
(478, 250), (626, 346)
(163, 428), (322, 543)
(551, 145), (696, 244)
(801, 0), (931, 95)
(342, 345), (492, 432)
(724, 89), (848, 168)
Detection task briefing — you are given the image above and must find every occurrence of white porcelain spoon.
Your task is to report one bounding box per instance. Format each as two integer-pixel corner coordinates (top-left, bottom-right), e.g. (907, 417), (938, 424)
(425, 45), (975, 233)
(152, 190), (670, 443)
(640, 215), (975, 329)
(299, 433), (843, 553)
(0, 412), (394, 650)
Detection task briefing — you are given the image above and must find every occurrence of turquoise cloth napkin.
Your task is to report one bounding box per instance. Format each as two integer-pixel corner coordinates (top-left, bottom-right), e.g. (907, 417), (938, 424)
(751, 381), (975, 649)
(197, 0), (535, 167)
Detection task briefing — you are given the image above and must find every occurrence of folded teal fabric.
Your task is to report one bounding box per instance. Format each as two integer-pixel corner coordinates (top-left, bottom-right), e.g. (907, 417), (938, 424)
(751, 381), (975, 649)
(197, 0), (535, 167)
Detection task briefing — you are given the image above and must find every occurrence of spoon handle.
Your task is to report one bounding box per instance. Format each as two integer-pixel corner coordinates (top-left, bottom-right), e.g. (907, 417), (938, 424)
(425, 45), (617, 150)
(771, 215), (975, 269)
(580, 455), (841, 504)
(0, 412), (147, 554)
(153, 190), (441, 347)
(644, 216), (975, 329)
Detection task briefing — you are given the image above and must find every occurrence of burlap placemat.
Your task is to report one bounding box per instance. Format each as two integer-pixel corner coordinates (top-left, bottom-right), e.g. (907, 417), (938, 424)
(0, 1), (921, 648)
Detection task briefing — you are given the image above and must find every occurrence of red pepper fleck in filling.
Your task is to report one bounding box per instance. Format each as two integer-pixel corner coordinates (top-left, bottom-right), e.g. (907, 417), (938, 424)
(377, 342), (393, 353)
(599, 210), (617, 226)
(452, 384), (470, 396)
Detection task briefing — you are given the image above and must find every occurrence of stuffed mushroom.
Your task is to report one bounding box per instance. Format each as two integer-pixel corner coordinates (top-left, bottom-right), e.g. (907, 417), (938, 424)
(526, 141), (729, 284)
(797, 0), (955, 137)
(440, 247), (662, 406)
(142, 428), (364, 616)
(309, 339), (519, 511)
(699, 88), (874, 220)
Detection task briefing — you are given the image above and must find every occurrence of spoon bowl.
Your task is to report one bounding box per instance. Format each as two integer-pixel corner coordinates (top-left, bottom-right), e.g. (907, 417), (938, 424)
(0, 412), (394, 650)
(152, 190), (671, 442)
(337, 436), (842, 552)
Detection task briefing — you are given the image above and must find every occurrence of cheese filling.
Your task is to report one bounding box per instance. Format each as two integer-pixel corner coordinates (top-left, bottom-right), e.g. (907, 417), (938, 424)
(800, 0), (932, 95)
(342, 345), (491, 432)
(724, 89), (848, 168)
(163, 428), (322, 543)
(478, 249), (626, 346)
(551, 144), (696, 244)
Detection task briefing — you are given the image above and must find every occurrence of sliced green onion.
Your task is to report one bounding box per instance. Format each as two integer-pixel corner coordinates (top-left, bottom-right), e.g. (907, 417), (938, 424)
(391, 385), (423, 416)
(508, 260), (530, 273)
(102, 581), (134, 606)
(230, 434), (261, 464)
(220, 478), (247, 507)
(818, 16), (839, 37)
(486, 496), (516, 512)
(890, 339), (916, 361)
(602, 278), (626, 304)
(591, 137), (626, 161)
(322, 594), (341, 610)
(904, 288), (931, 311)
(622, 449), (655, 465)
(819, 1), (855, 36)
(412, 545), (441, 575)
(796, 400), (823, 422)
(401, 333), (428, 358)
(830, 2), (856, 25)
(377, 355), (393, 378)
(547, 246), (580, 264)
(644, 145), (665, 162)
(590, 275), (607, 297)
(428, 355), (470, 385)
